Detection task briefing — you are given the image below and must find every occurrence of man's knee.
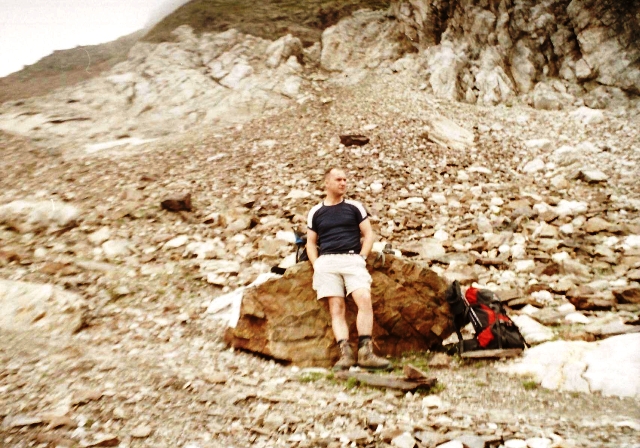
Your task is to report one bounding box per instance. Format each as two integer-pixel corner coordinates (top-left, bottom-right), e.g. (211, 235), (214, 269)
(327, 296), (346, 317)
(351, 288), (372, 308)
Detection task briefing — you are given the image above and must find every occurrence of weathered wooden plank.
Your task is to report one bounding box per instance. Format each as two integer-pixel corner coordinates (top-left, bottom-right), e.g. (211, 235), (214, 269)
(335, 371), (437, 391)
(461, 348), (523, 359)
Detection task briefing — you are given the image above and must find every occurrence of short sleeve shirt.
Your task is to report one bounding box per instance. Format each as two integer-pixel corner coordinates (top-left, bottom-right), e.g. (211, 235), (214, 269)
(307, 199), (368, 256)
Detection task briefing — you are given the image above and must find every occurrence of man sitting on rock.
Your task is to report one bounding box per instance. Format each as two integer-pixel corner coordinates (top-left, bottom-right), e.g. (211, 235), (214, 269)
(306, 167), (391, 371)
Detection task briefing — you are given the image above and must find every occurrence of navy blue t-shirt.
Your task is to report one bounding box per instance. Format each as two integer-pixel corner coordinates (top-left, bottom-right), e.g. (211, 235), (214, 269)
(307, 199), (368, 256)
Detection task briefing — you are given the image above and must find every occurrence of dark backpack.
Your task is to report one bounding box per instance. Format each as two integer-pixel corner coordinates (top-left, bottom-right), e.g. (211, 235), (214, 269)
(445, 281), (527, 353)
(294, 229), (308, 263)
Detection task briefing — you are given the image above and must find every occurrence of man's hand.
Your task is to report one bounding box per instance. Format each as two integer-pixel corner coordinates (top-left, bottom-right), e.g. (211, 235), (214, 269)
(306, 228), (319, 267)
(359, 218), (374, 258)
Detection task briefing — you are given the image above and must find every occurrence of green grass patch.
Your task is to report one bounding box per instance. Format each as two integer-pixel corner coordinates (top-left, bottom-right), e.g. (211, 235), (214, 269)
(522, 379), (538, 390)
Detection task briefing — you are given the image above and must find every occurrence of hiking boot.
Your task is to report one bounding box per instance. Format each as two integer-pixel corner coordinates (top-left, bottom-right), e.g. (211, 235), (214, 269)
(357, 340), (391, 370)
(332, 341), (355, 371)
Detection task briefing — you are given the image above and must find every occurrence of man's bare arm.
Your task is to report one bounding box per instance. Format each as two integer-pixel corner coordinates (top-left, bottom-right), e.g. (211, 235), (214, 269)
(306, 229), (319, 266)
(359, 218), (374, 258)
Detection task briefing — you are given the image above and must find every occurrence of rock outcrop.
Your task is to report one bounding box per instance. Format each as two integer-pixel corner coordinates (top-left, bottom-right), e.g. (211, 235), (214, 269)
(225, 255), (451, 367)
(0, 26), (307, 153)
(392, 0), (640, 107)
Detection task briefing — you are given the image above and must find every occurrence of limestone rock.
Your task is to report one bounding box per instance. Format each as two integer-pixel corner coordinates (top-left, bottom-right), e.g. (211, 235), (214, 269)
(225, 255), (451, 367)
(321, 10), (404, 72)
(501, 334), (640, 398)
(0, 279), (86, 334)
(423, 117), (474, 151)
(0, 200), (80, 233)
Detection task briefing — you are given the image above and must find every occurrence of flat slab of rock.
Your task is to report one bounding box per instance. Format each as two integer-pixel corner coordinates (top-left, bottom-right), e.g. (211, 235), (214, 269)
(335, 371), (437, 392)
(500, 333), (640, 398)
(0, 279), (86, 334)
(225, 255), (451, 367)
(0, 200), (80, 233)
(461, 348), (523, 359)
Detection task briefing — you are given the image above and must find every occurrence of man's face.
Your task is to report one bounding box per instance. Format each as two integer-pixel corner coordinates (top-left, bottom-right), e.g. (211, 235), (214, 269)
(325, 169), (347, 196)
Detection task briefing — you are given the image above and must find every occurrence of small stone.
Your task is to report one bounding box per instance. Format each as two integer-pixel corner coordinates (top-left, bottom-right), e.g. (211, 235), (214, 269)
(436, 441), (464, 448)
(164, 235), (188, 249)
(522, 158), (545, 173)
(3, 414), (43, 428)
(526, 437), (552, 448)
(504, 440), (528, 448)
(340, 134), (369, 146)
(428, 353), (451, 368)
(578, 169), (607, 183)
(421, 395), (443, 409)
(80, 434), (120, 447)
(391, 432), (417, 448)
(286, 189), (312, 199)
(585, 217), (611, 233)
(131, 425), (153, 438)
(88, 227), (111, 245)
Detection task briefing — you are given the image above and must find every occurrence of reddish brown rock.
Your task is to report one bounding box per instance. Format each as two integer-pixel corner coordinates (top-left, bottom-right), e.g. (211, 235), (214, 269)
(339, 134), (370, 146)
(160, 193), (192, 212)
(225, 255), (451, 367)
(613, 288), (640, 305)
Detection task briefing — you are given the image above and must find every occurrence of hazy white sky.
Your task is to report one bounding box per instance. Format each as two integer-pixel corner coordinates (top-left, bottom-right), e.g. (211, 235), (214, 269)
(0, 0), (187, 77)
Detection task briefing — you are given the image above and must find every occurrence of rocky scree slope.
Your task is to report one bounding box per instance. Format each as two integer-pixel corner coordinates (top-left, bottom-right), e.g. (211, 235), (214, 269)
(1, 69), (640, 446)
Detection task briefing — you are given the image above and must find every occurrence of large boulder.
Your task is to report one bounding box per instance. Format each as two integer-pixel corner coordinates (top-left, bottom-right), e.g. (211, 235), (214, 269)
(225, 255), (452, 367)
(0, 279), (86, 335)
(500, 333), (640, 399)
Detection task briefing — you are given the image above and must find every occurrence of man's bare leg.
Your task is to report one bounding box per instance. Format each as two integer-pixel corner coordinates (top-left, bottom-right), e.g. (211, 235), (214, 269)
(327, 296), (355, 370)
(350, 288), (391, 370)
(327, 296), (349, 341)
(350, 288), (373, 336)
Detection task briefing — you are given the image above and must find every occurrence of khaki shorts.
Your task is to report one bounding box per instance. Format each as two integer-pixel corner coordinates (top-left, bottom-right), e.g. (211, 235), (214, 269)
(312, 254), (372, 300)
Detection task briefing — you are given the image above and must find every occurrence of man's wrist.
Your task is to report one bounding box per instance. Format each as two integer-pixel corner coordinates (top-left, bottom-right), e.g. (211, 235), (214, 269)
(360, 254), (367, 259)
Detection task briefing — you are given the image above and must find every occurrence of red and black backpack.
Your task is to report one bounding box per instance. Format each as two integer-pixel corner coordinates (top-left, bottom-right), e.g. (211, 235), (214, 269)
(446, 281), (527, 353)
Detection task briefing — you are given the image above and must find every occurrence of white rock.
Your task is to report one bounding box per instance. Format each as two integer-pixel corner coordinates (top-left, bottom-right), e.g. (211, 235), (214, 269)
(425, 117), (474, 151)
(511, 315), (555, 344)
(476, 216), (493, 233)
(551, 252), (570, 263)
(565, 312), (590, 324)
(88, 227), (111, 245)
(0, 200), (80, 233)
(521, 304), (541, 315)
(0, 279), (85, 334)
(275, 231), (296, 244)
(421, 395), (443, 409)
(185, 240), (219, 259)
(579, 169), (607, 183)
(102, 240), (131, 259)
(510, 244), (526, 259)
(504, 440), (528, 448)
(370, 182), (383, 194)
(555, 200), (588, 217)
(286, 189), (311, 200)
(490, 197), (504, 206)
(436, 441), (464, 448)
(524, 139), (552, 151)
(467, 166), (492, 174)
(406, 197), (425, 204)
(164, 235), (188, 249)
(522, 158), (545, 173)
(559, 223), (574, 234)
(391, 432), (417, 448)
(200, 260), (241, 275)
(433, 229), (449, 241)
(515, 260), (535, 273)
(571, 106), (604, 125)
(457, 170), (470, 181)
(530, 290), (553, 304)
(501, 334), (640, 398)
(430, 193), (448, 205)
